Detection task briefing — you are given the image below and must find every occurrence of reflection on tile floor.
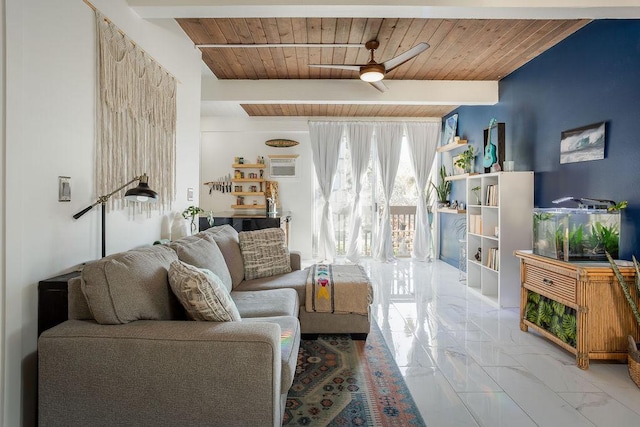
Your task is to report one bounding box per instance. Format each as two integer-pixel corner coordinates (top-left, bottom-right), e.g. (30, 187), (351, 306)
(359, 258), (640, 427)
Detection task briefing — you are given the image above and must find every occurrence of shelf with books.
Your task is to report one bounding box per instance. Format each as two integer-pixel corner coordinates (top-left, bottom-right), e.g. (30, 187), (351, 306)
(465, 172), (534, 308)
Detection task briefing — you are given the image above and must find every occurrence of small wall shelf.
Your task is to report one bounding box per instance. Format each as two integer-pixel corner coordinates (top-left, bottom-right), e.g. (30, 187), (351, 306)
(445, 173), (479, 182)
(232, 192), (265, 196)
(232, 178), (265, 183)
(231, 204), (266, 209)
(437, 208), (467, 214)
(232, 163), (266, 169)
(437, 140), (468, 152)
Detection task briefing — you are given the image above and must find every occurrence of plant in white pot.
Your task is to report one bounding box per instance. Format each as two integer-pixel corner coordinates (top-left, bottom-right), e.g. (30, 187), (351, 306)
(606, 251), (640, 388)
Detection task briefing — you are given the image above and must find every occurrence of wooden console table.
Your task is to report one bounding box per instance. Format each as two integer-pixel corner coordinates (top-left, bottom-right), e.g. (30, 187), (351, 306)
(515, 250), (639, 369)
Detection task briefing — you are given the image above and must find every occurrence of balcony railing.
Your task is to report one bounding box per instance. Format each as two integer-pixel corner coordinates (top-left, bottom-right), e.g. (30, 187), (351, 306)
(334, 205), (417, 257)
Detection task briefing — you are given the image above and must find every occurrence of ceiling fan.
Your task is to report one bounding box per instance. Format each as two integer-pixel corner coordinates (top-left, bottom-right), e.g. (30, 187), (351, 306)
(308, 40), (430, 92)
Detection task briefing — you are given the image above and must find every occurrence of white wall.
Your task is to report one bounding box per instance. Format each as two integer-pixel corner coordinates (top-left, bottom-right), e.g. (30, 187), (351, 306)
(201, 117), (313, 258)
(3, 0), (201, 425)
(0, 0), (6, 423)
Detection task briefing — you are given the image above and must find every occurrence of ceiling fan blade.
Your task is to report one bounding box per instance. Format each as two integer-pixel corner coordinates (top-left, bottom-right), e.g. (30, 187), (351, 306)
(308, 64), (361, 71)
(369, 80), (388, 93)
(382, 42), (430, 72)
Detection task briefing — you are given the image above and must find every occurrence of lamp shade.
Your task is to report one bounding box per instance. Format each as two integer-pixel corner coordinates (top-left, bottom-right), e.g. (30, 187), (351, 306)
(124, 174), (158, 203)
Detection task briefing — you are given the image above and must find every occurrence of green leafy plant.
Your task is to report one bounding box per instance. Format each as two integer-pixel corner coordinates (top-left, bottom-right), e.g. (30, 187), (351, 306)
(608, 200), (628, 212)
(471, 186), (481, 205)
(454, 146), (476, 172)
(182, 205), (204, 233)
(588, 222), (620, 258)
(568, 224), (585, 257)
(525, 291), (577, 347)
(430, 165), (452, 203)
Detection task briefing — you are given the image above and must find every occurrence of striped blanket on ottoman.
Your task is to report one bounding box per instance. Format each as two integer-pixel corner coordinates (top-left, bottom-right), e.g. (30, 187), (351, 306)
(305, 264), (373, 315)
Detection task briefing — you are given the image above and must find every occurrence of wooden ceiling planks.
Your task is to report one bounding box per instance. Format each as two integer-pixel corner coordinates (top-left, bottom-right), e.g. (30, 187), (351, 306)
(176, 17), (592, 117)
(241, 104), (456, 117)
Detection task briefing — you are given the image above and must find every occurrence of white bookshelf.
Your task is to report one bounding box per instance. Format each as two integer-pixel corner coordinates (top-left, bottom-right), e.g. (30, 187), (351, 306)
(466, 172), (533, 307)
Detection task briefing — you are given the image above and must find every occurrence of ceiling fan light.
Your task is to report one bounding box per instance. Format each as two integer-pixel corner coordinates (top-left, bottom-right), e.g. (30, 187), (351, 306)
(359, 63), (385, 82)
(360, 70), (384, 82)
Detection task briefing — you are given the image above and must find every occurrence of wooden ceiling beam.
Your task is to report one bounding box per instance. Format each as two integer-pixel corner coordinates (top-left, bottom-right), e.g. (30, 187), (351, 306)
(130, 1), (640, 19)
(201, 78), (498, 105)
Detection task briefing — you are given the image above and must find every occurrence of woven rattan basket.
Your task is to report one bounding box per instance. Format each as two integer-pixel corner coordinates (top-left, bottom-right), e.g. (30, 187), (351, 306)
(628, 335), (640, 388)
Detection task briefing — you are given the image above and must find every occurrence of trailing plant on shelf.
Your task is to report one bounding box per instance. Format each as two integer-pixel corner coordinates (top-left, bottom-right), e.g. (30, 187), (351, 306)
(430, 165), (451, 206)
(454, 146), (476, 173)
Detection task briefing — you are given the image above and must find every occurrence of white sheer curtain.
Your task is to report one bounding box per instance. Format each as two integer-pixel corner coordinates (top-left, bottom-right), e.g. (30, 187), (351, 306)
(345, 123), (374, 263)
(406, 122), (441, 261)
(373, 123), (404, 262)
(309, 121), (344, 262)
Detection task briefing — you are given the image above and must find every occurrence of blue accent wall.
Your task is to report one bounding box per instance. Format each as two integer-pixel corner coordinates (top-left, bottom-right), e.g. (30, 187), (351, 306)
(440, 19), (640, 265)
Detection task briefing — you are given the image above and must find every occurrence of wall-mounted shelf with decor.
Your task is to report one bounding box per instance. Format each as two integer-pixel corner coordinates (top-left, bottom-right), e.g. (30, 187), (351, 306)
(231, 204), (266, 209)
(437, 208), (466, 214)
(437, 140), (468, 153)
(231, 192), (264, 196)
(445, 173), (478, 182)
(232, 163), (266, 169)
(231, 162), (267, 209)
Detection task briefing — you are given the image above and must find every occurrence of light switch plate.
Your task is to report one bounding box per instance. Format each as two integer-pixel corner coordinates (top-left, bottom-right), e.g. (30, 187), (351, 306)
(59, 176), (71, 202)
(187, 187), (194, 201)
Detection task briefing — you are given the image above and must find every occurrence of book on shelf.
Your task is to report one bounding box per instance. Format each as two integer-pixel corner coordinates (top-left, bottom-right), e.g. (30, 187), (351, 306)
(485, 247), (500, 271)
(485, 184), (499, 206)
(468, 215), (482, 234)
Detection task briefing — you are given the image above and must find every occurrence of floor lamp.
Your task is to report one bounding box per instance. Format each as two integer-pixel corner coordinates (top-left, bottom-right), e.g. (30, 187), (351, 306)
(73, 173), (158, 258)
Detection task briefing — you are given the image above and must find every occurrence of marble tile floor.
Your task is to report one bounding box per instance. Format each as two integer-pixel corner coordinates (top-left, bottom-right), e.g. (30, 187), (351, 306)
(358, 258), (640, 427)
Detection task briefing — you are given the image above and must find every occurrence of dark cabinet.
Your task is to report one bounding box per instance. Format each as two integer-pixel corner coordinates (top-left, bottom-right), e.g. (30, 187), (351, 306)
(38, 271), (81, 336)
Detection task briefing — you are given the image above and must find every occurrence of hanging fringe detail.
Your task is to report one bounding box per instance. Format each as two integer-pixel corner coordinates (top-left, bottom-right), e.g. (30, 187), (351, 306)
(95, 11), (176, 213)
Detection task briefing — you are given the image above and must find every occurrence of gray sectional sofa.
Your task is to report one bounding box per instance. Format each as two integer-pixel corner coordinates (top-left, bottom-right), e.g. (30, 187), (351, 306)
(38, 224), (370, 427)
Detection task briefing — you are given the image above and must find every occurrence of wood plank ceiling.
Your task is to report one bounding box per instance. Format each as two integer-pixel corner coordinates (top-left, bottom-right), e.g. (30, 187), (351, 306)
(177, 17), (590, 118)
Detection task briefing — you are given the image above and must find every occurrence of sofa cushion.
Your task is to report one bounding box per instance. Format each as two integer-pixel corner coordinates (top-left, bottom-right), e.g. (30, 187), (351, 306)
(231, 288), (299, 318)
(169, 232), (232, 292)
(203, 225), (245, 288)
(242, 316), (300, 391)
(238, 228), (291, 280)
(234, 269), (309, 305)
(168, 261), (241, 322)
(81, 245), (182, 325)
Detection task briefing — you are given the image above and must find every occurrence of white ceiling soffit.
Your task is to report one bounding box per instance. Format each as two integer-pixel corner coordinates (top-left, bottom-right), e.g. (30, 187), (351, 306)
(129, 0), (640, 19)
(201, 78), (499, 106)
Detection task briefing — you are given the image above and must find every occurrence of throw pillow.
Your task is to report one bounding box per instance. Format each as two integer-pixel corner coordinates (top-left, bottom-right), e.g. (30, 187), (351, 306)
(238, 228), (291, 280)
(169, 232), (233, 292)
(168, 260), (241, 322)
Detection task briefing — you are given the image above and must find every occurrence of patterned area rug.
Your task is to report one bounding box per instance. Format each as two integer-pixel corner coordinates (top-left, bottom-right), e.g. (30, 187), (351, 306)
(283, 323), (425, 426)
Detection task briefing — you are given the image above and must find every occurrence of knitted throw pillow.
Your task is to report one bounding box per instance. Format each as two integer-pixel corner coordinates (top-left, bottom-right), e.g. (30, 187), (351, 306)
(238, 228), (291, 280)
(168, 260), (241, 322)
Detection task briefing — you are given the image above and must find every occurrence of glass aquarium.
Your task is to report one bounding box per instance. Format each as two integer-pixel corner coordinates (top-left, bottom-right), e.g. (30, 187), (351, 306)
(532, 208), (620, 261)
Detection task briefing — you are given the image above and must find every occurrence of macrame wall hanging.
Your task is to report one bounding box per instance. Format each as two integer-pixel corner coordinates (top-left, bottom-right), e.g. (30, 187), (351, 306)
(94, 10), (176, 213)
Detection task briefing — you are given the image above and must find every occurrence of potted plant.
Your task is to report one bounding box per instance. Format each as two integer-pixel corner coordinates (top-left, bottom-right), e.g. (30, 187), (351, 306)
(454, 146), (476, 173)
(430, 165), (452, 208)
(471, 186), (481, 205)
(182, 205), (204, 235)
(606, 251), (640, 388)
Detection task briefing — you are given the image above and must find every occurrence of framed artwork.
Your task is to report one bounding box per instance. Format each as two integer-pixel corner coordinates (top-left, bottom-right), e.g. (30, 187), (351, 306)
(560, 122), (605, 164)
(442, 113), (458, 146)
